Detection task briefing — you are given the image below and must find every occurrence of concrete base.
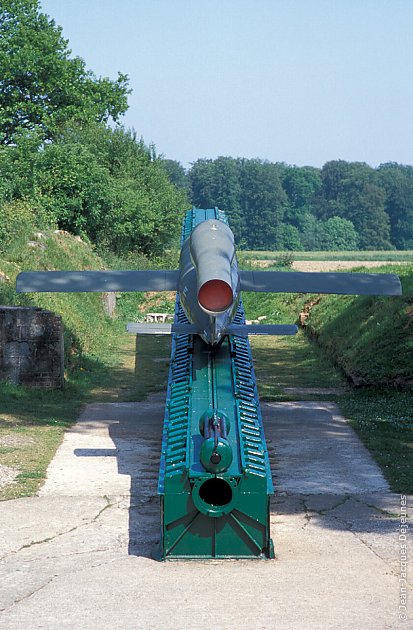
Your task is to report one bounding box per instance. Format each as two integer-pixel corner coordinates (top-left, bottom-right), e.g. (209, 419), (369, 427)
(0, 396), (411, 629)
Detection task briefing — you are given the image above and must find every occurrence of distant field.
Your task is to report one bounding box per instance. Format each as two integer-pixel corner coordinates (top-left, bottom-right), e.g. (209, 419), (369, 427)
(241, 250), (413, 262)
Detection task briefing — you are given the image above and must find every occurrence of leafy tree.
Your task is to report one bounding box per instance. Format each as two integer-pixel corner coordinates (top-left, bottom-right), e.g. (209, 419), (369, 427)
(320, 216), (359, 250)
(339, 181), (391, 249)
(282, 165), (322, 209)
(0, 2), (188, 258)
(0, 0), (129, 144)
(315, 161), (391, 249)
(160, 160), (189, 192)
(189, 159), (219, 214)
(212, 157), (243, 240)
(32, 125), (188, 256)
(280, 224), (303, 250)
(33, 130), (110, 239)
(318, 160), (355, 206)
(240, 159), (287, 249)
(298, 212), (323, 250)
(188, 156), (413, 250)
(0, 129), (40, 201)
(190, 157), (244, 242)
(378, 163), (413, 249)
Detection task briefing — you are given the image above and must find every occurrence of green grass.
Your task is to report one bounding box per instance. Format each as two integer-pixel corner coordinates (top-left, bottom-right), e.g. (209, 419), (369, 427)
(305, 264), (413, 385)
(335, 389), (413, 492)
(242, 263), (413, 386)
(0, 232), (114, 363)
(250, 332), (345, 400)
(241, 249), (413, 262)
(242, 290), (309, 324)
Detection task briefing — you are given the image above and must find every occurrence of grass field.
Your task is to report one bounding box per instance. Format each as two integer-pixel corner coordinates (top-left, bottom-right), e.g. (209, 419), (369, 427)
(241, 249), (413, 262)
(250, 331), (345, 399)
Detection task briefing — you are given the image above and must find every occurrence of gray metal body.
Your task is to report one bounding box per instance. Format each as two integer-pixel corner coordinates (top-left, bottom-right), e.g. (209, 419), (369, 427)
(178, 219), (240, 344)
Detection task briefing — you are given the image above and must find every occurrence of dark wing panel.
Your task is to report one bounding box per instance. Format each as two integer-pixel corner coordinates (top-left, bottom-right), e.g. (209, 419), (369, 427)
(240, 270), (402, 296)
(127, 323), (200, 335)
(16, 270), (180, 293)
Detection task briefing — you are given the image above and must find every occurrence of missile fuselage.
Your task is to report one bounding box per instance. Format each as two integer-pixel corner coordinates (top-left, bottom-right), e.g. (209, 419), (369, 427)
(178, 219), (240, 345)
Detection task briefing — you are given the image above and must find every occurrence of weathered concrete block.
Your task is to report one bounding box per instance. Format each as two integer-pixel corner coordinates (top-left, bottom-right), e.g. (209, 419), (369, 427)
(0, 307), (64, 388)
(102, 292), (117, 318)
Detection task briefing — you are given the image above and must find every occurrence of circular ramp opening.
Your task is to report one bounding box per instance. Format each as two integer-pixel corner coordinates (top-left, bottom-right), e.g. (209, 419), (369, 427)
(198, 478), (233, 506)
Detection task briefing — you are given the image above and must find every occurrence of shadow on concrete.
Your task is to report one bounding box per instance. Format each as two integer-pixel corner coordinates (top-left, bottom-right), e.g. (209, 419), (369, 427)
(109, 403), (164, 559)
(73, 396), (164, 559)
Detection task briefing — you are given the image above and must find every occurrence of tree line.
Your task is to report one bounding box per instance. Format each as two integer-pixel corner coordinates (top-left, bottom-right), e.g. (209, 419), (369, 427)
(167, 157), (413, 251)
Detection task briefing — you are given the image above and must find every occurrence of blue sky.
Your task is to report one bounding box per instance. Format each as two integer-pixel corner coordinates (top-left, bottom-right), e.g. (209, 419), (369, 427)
(40, 0), (413, 168)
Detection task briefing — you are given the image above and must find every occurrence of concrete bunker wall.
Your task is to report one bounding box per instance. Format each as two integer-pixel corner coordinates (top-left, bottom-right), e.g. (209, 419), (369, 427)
(0, 307), (64, 388)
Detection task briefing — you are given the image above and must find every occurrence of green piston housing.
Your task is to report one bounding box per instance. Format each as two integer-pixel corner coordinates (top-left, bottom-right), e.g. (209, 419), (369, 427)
(158, 208), (274, 559)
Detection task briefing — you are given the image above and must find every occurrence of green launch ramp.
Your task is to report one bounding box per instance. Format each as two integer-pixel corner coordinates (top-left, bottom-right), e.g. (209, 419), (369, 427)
(158, 208), (274, 559)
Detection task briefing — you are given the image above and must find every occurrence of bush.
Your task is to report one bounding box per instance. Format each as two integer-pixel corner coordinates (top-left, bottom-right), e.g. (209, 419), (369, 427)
(0, 200), (36, 253)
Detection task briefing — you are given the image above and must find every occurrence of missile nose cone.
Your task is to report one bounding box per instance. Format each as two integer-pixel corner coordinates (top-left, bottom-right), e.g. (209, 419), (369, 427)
(198, 279), (233, 313)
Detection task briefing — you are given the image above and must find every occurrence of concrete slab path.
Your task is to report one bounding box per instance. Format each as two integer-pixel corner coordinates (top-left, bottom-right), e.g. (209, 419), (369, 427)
(0, 395), (411, 629)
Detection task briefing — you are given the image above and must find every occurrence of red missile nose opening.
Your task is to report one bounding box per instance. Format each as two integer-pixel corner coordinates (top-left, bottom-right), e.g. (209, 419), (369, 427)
(198, 280), (233, 312)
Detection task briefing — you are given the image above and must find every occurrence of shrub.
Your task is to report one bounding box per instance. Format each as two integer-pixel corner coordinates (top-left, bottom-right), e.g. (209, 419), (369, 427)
(0, 199), (36, 253)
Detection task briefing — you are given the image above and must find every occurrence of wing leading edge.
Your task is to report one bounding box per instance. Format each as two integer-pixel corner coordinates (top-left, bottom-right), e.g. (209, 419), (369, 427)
(240, 270), (402, 296)
(16, 270), (180, 293)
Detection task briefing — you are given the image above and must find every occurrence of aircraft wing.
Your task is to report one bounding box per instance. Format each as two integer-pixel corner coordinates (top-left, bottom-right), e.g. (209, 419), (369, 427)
(239, 270), (402, 296)
(16, 270), (180, 293)
(127, 323), (298, 337)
